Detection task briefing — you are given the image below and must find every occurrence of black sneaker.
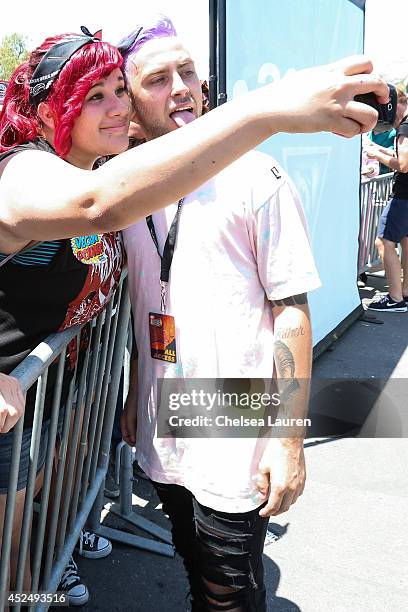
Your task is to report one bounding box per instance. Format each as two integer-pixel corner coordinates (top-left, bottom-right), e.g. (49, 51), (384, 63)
(77, 530), (112, 559)
(58, 556), (89, 606)
(404, 295), (408, 304)
(368, 294), (407, 312)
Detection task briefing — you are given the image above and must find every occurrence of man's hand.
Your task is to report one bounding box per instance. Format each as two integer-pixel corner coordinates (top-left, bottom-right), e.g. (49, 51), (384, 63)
(120, 393), (137, 447)
(266, 55), (389, 138)
(254, 438), (306, 517)
(0, 372), (25, 433)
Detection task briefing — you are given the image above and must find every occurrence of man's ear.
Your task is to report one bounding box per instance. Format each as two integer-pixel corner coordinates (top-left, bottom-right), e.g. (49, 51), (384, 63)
(37, 102), (55, 130)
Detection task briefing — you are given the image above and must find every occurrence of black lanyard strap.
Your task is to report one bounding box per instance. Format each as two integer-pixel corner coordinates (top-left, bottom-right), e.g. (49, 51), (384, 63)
(146, 198), (184, 283)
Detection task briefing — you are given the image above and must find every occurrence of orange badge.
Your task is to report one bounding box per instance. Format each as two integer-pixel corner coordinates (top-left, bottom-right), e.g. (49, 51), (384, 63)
(149, 312), (177, 363)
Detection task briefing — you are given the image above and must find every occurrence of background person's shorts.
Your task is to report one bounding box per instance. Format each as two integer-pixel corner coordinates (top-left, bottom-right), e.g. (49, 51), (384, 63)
(377, 196), (408, 243)
(0, 422), (50, 494)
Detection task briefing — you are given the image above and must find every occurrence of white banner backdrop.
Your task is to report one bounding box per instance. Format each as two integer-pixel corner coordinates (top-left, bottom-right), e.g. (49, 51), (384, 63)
(226, 0), (365, 347)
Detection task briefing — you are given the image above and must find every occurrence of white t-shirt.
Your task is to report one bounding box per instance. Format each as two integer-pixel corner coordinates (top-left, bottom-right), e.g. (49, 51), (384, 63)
(123, 151), (321, 512)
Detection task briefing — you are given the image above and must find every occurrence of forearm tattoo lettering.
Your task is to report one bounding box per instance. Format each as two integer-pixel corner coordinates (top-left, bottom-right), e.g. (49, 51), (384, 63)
(275, 325), (305, 341)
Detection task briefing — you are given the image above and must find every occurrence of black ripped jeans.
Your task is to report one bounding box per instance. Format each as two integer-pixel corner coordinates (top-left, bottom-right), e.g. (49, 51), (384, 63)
(153, 482), (269, 612)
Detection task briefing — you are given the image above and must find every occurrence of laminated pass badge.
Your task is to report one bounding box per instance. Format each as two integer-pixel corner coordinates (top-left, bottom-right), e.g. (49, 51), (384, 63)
(146, 197), (184, 364)
(149, 312), (177, 363)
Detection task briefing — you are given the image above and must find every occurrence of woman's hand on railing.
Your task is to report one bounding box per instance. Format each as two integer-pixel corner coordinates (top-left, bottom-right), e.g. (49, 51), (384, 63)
(0, 372), (25, 433)
(361, 164), (377, 178)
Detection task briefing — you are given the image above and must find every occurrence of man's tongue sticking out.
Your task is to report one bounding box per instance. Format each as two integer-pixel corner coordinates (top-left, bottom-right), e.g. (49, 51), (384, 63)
(171, 109), (196, 127)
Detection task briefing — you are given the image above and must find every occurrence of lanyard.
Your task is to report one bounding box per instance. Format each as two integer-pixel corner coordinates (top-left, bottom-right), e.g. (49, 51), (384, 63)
(146, 198), (184, 312)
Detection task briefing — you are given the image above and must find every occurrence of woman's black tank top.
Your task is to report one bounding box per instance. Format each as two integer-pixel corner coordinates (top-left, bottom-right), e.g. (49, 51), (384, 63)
(0, 139), (125, 425)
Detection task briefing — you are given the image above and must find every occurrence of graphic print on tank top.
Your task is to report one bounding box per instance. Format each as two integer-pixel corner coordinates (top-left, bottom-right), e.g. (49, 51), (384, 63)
(60, 232), (124, 330)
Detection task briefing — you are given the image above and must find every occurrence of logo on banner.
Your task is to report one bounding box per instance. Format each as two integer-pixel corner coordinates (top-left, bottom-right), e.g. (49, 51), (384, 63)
(71, 234), (107, 265)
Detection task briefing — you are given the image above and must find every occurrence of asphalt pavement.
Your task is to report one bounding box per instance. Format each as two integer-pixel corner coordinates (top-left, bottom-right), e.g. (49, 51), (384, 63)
(76, 273), (408, 612)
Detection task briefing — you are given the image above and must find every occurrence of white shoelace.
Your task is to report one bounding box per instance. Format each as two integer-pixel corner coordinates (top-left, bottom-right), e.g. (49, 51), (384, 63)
(60, 558), (80, 589)
(82, 530), (96, 546)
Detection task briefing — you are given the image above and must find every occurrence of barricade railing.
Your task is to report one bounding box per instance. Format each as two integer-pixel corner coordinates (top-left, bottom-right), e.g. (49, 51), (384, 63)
(358, 172), (394, 275)
(88, 441), (174, 556)
(0, 273), (131, 611)
(87, 322), (174, 558)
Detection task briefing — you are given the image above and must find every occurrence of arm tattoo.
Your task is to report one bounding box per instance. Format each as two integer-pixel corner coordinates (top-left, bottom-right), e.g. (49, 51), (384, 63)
(270, 293), (308, 307)
(275, 325), (305, 341)
(274, 340), (300, 402)
(275, 341), (295, 378)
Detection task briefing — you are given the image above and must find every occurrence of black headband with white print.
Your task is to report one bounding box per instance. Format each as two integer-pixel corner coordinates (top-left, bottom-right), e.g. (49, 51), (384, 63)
(28, 26), (101, 107)
(116, 27), (143, 57)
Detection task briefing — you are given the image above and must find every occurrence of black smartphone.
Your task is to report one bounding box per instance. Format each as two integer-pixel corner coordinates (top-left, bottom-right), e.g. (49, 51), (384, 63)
(355, 83), (397, 131)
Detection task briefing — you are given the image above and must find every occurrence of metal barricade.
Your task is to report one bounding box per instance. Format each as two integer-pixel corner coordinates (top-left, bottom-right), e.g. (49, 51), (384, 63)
(358, 172), (394, 275)
(87, 315), (174, 558)
(0, 274), (131, 611)
(89, 441), (174, 556)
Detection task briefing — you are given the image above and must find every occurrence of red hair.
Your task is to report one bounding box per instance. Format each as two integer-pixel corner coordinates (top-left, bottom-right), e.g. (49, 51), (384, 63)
(0, 34), (123, 157)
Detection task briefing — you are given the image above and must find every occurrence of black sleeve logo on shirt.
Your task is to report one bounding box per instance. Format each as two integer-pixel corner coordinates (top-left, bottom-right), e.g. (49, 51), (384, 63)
(271, 166), (282, 180)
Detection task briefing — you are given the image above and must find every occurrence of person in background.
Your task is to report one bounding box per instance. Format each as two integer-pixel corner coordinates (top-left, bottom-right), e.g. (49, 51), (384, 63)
(368, 82), (407, 174)
(365, 84), (408, 312)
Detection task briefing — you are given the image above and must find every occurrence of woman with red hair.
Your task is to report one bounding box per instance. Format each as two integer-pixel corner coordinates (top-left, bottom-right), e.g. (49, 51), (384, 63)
(0, 31), (130, 606)
(0, 26), (387, 606)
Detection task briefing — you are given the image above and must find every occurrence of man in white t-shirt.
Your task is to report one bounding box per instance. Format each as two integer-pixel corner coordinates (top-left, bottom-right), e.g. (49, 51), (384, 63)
(119, 15), (321, 611)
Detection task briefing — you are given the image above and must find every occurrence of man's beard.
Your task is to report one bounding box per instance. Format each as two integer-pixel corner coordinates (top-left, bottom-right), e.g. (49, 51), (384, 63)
(147, 124), (173, 139)
(143, 118), (174, 140)
(133, 101), (174, 141)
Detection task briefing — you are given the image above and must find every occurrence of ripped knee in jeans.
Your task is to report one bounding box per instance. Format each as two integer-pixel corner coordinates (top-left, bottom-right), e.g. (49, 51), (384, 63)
(194, 515), (263, 612)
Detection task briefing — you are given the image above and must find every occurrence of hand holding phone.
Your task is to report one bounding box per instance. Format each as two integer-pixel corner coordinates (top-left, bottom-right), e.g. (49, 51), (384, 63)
(355, 83), (397, 131)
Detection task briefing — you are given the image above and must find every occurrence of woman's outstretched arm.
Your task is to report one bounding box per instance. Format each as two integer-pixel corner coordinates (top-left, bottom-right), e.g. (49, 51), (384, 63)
(0, 56), (387, 251)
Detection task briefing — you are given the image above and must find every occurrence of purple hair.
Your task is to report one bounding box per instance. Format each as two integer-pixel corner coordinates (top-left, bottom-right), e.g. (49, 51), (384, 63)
(117, 14), (177, 71)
